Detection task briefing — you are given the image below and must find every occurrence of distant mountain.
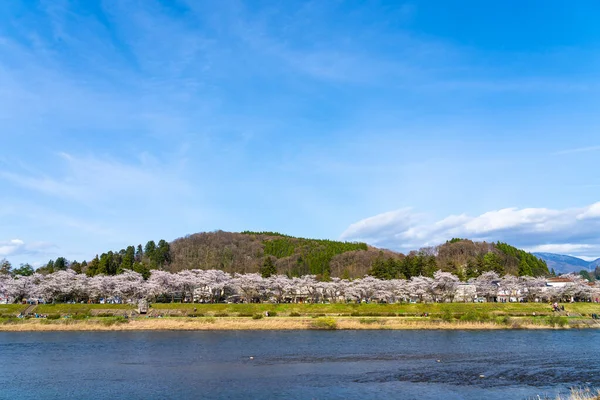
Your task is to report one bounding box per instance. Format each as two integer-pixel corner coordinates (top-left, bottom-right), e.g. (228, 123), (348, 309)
(533, 252), (596, 274)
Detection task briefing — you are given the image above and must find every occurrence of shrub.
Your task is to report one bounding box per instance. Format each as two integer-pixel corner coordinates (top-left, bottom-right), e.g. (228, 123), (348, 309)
(252, 314), (263, 320)
(100, 316), (128, 326)
(187, 313), (205, 317)
(214, 313), (228, 317)
(460, 311), (490, 322)
(72, 314), (88, 320)
(548, 315), (568, 328)
(46, 314), (61, 320)
(359, 318), (379, 325)
(441, 309), (454, 322)
(350, 312), (360, 317)
(289, 312), (301, 317)
(267, 311), (277, 317)
(96, 313), (113, 318)
(237, 313), (253, 317)
(310, 317), (337, 330)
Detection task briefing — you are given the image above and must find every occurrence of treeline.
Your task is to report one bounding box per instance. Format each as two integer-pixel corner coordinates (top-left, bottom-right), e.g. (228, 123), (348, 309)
(368, 239), (550, 280)
(16, 240), (171, 279)
(579, 267), (600, 282)
(3, 232), (554, 282)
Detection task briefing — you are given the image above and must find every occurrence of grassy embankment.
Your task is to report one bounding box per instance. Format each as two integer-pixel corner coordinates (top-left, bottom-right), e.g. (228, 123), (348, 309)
(1, 302), (599, 331)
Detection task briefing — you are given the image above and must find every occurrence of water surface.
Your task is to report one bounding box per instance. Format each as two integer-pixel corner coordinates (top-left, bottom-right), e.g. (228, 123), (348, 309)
(1, 330), (599, 399)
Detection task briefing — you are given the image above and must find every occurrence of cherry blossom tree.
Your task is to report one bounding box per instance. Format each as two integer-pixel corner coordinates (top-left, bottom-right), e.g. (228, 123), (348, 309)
(113, 270), (145, 302)
(4, 266), (594, 306)
(232, 273), (265, 303)
(431, 271), (460, 302)
(470, 271), (500, 302)
(7, 275), (34, 302)
(267, 275), (291, 303)
(409, 276), (433, 303)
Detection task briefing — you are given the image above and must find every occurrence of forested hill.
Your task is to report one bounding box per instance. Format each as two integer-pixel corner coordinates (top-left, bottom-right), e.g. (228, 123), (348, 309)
(168, 231), (373, 278)
(24, 232), (550, 280)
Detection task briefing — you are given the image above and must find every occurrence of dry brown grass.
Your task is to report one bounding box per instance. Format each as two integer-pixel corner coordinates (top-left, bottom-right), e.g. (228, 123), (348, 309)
(557, 389), (600, 400)
(0, 316), (590, 332)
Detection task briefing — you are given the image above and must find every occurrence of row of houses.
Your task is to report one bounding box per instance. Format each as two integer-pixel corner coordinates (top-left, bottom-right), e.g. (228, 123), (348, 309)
(455, 277), (598, 303)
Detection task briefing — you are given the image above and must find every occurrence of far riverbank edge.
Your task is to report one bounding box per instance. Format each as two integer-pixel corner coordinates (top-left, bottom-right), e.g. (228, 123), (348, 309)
(2, 316), (600, 331)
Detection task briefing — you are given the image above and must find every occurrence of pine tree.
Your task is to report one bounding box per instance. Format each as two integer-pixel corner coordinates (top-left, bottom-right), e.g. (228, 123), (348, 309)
(518, 259), (533, 276)
(121, 246), (135, 271)
(0, 258), (12, 275)
(260, 257), (277, 278)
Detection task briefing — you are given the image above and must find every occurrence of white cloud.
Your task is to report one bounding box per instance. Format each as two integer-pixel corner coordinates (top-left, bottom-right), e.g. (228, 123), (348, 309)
(0, 239), (25, 257)
(341, 202), (600, 258)
(0, 239), (55, 260)
(340, 208), (421, 245)
(577, 202), (600, 220)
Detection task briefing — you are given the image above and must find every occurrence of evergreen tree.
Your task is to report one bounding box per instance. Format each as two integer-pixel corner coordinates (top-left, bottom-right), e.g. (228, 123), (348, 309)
(482, 252), (504, 274)
(144, 241), (156, 262)
(86, 256), (99, 277)
(54, 257), (68, 271)
(0, 258), (12, 275)
(13, 263), (34, 276)
(97, 253), (110, 275)
(133, 262), (151, 279)
(465, 259), (479, 279)
(369, 254), (398, 280)
(71, 261), (82, 274)
(156, 239), (171, 267)
(260, 257), (277, 278)
(579, 270), (593, 282)
(121, 246), (135, 271)
(135, 245), (143, 262)
(518, 259), (533, 276)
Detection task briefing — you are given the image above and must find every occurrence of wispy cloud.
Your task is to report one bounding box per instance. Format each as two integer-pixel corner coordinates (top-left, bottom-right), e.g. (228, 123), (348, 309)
(552, 145), (600, 155)
(0, 152), (193, 207)
(0, 239), (57, 262)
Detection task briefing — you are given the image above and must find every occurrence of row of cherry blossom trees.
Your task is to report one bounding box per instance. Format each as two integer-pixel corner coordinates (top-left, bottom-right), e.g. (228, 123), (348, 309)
(1, 270), (598, 304)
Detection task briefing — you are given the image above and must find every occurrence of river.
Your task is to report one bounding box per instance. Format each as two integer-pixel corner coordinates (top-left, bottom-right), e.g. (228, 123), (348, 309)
(1, 330), (599, 399)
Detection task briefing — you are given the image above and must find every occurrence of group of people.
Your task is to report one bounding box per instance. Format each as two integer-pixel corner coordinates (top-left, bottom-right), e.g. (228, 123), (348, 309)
(17, 313), (49, 319)
(551, 302), (565, 312)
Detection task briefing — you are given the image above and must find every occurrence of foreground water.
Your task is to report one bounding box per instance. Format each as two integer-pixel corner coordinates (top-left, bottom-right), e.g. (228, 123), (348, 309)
(1, 330), (599, 400)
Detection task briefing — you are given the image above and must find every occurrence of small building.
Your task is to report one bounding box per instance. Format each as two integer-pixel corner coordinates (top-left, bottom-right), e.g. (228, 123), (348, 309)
(546, 277), (574, 288)
(138, 299), (149, 314)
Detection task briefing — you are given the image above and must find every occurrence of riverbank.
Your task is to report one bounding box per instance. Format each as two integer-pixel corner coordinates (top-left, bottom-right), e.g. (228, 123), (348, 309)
(1, 315), (599, 331)
(2, 302), (599, 331)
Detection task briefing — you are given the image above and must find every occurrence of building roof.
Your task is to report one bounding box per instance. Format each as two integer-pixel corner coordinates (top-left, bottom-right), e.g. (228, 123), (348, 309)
(547, 277), (573, 283)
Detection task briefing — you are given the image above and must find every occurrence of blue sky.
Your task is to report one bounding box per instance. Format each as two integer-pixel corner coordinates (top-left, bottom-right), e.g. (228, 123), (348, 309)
(1, 0), (600, 266)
